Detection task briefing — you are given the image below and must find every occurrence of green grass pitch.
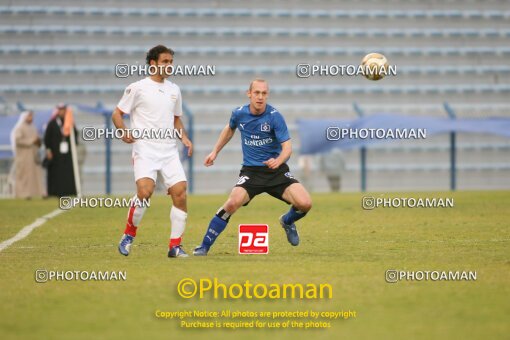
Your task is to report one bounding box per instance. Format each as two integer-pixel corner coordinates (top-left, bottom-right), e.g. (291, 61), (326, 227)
(0, 191), (508, 339)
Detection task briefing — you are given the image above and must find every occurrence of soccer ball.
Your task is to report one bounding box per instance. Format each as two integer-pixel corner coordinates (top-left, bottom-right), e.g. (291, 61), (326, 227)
(361, 53), (389, 81)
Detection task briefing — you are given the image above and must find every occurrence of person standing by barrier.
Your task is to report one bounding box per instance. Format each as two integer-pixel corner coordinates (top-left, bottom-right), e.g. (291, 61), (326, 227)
(10, 110), (45, 199)
(44, 104), (78, 197)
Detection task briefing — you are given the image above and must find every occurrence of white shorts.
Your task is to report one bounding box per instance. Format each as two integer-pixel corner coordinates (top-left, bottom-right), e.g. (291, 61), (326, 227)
(132, 141), (186, 189)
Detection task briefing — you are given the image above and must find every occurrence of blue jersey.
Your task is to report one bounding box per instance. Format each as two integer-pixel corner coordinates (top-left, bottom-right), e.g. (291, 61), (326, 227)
(229, 104), (290, 167)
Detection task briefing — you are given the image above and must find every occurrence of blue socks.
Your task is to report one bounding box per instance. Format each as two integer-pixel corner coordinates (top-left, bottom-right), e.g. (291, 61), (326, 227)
(282, 206), (307, 225)
(202, 206), (307, 250)
(201, 210), (230, 249)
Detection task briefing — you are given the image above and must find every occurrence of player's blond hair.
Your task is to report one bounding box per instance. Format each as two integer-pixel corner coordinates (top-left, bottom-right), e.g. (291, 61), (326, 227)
(248, 78), (269, 92)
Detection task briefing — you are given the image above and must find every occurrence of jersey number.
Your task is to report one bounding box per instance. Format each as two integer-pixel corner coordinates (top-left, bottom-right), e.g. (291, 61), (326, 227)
(236, 176), (250, 185)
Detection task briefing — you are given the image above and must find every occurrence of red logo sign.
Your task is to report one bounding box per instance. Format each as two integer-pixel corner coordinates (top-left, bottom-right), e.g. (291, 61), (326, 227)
(239, 224), (269, 254)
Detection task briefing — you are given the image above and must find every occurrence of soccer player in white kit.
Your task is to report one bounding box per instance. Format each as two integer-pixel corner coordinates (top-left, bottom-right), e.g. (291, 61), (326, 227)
(112, 45), (193, 258)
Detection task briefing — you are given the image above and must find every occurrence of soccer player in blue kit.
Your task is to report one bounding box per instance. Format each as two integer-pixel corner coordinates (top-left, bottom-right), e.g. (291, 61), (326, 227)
(194, 79), (312, 256)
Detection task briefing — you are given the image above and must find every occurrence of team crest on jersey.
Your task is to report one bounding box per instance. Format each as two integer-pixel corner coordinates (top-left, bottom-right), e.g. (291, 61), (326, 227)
(261, 122), (270, 132)
(284, 172), (294, 179)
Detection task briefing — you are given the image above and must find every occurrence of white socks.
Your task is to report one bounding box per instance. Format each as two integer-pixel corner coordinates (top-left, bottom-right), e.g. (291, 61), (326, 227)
(169, 206), (187, 247)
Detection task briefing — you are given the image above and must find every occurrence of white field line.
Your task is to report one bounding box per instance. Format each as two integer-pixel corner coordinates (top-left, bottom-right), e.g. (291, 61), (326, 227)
(0, 209), (66, 252)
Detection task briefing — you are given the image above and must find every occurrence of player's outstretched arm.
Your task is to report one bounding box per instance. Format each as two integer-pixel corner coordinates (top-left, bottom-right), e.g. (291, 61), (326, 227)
(174, 116), (193, 157)
(112, 107), (135, 143)
(204, 124), (235, 167)
(263, 140), (292, 169)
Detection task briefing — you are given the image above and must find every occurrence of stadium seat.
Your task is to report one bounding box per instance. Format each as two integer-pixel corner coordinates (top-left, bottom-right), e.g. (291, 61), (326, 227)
(2, 45), (510, 57)
(1, 7), (509, 20)
(2, 26), (509, 39)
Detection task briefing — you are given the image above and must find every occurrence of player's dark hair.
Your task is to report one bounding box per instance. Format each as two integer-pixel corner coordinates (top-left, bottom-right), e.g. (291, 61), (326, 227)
(146, 45), (174, 65)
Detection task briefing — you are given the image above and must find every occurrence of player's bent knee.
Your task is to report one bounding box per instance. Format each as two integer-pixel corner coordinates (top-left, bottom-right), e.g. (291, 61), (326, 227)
(174, 191), (187, 205)
(224, 198), (243, 214)
(137, 188), (153, 200)
(168, 182), (187, 199)
(295, 199), (312, 213)
(223, 200), (236, 212)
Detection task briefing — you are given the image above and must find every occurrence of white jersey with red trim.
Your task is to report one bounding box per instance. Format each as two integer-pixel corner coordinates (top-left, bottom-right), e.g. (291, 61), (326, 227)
(117, 77), (182, 146)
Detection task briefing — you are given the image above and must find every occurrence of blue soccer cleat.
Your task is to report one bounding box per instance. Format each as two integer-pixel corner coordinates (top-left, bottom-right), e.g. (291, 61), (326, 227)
(118, 234), (134, 256)
(193, 245), (209, 256)
(168, 245), (189, 258)
(279, 215), (300, 246)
